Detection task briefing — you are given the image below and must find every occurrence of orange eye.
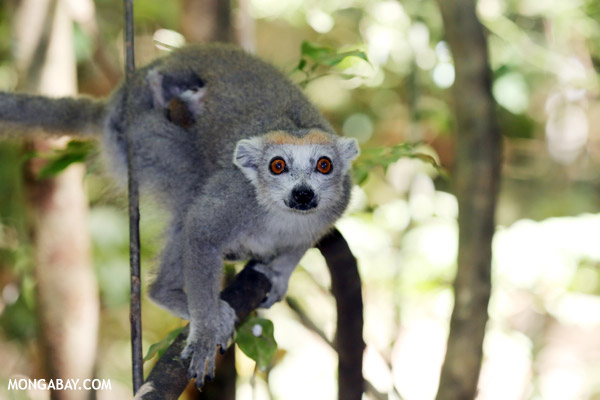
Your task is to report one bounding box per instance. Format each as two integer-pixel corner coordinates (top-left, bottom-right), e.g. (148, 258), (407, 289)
(316, 157), (332, 174)
(270, 157), (286, 174)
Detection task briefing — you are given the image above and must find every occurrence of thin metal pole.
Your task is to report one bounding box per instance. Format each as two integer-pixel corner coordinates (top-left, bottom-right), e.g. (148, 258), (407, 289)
(123, 0), (143, 393)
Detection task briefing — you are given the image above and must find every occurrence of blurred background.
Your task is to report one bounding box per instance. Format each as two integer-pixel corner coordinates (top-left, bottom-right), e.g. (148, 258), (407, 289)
(0, 0), (599, 399)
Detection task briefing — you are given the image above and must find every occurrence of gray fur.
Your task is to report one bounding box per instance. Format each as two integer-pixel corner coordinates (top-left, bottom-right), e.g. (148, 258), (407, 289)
(0, 43), (359, 385)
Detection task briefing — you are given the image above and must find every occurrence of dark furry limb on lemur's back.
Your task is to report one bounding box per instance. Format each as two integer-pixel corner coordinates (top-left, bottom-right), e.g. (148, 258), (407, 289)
(0, 92), (105, 137)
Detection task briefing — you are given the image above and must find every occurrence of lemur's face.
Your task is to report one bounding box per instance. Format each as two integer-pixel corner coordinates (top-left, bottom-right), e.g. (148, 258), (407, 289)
(234, 130), (359, 214)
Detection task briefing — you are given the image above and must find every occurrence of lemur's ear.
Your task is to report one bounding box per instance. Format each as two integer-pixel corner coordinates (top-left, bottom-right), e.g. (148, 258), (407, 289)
(147, 69), (168, 109)
(336, 137), (360, 170)
(147, 69), (206, 128)
(233, 137), (263, 182)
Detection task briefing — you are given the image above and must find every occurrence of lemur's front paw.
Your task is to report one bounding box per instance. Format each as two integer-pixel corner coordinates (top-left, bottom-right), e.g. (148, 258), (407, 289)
(260, 283), (286, 308)
(182, 337), (217, 388)
(252, 263), (289, 308)
(182, 300), (236, 389)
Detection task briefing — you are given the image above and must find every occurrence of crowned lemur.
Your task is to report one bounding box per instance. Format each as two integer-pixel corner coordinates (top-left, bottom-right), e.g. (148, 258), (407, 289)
(0, 44), (359, 386)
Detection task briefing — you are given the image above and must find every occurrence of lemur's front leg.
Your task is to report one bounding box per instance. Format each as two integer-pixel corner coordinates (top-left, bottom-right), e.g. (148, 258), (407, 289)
(181, 234), (235, 387)
(253, 249), (308, 308)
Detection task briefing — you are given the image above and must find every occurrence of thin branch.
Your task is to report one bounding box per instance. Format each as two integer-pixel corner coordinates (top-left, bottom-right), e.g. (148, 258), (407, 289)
(286, 297), (399, 400)
(123, 0), (136, 81)
(122, 0), (143, 393)
(285, 297), (333, 347)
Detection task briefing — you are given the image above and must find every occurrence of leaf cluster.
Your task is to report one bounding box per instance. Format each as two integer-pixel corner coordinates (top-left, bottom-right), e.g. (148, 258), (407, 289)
(352, 142), (441, 185)
(292, 40), (368, 88)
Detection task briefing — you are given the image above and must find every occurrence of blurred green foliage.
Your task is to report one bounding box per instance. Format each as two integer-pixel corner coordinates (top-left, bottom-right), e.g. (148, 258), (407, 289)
(143, 326), (184, 362)
(352, 142), (440, 185)
(34, 140), (96, 180)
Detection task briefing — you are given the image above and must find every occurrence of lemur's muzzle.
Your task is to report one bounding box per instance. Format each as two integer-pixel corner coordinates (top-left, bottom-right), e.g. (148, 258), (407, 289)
(288, 185), (318, 211)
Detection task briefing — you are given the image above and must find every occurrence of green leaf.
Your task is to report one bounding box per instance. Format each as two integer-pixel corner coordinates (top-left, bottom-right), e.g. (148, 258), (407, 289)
(37, 140), (94, 179)
(144, 327), (184, 362)
(235, 317), (277, 371)
(296, 58), (307, 72)
(321, 50), (369, 67)
(37, 153), (86, 179)
(301, 41), (335, 62)
(301, 41), (368, 67)
(343, 49), (368, 62)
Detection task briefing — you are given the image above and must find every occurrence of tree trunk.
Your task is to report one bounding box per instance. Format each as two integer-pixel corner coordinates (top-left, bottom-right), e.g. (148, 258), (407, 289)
(15, 0), (99, 398)
(434, 1), (502, 399)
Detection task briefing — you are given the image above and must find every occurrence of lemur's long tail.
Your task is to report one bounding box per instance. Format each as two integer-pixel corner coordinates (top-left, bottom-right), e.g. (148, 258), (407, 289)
(0, 92), (106, 138)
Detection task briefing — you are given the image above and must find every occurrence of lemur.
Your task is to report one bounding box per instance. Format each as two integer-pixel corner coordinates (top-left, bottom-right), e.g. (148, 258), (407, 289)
(0, 43), (359, 387)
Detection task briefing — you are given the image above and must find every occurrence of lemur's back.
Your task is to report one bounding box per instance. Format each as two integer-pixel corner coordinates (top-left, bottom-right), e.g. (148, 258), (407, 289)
(104, 44), (335, 205)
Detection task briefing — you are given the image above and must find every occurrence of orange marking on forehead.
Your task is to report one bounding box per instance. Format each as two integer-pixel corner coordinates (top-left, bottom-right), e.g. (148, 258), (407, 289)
(264, 130), (333, 145)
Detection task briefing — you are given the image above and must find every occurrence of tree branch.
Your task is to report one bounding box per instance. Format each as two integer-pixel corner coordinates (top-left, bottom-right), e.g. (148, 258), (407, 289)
(317, 229), (365, 400)
(136, 229), (364, 400)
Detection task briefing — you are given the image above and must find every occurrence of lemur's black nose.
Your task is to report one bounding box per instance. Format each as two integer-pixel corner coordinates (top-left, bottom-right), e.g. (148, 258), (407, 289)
(292, 186), (314, 205)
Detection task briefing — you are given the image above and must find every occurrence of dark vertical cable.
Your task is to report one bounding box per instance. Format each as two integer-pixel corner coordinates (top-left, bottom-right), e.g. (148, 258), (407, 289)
(123, 0), (143, 393)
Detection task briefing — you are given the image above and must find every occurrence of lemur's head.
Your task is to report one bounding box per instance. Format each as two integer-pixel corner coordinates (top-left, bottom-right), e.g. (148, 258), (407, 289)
(233, 130), (359, 214)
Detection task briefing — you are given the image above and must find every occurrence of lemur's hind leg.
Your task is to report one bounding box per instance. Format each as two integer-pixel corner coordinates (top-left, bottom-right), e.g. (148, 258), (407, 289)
(148, 226), (190, 320)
